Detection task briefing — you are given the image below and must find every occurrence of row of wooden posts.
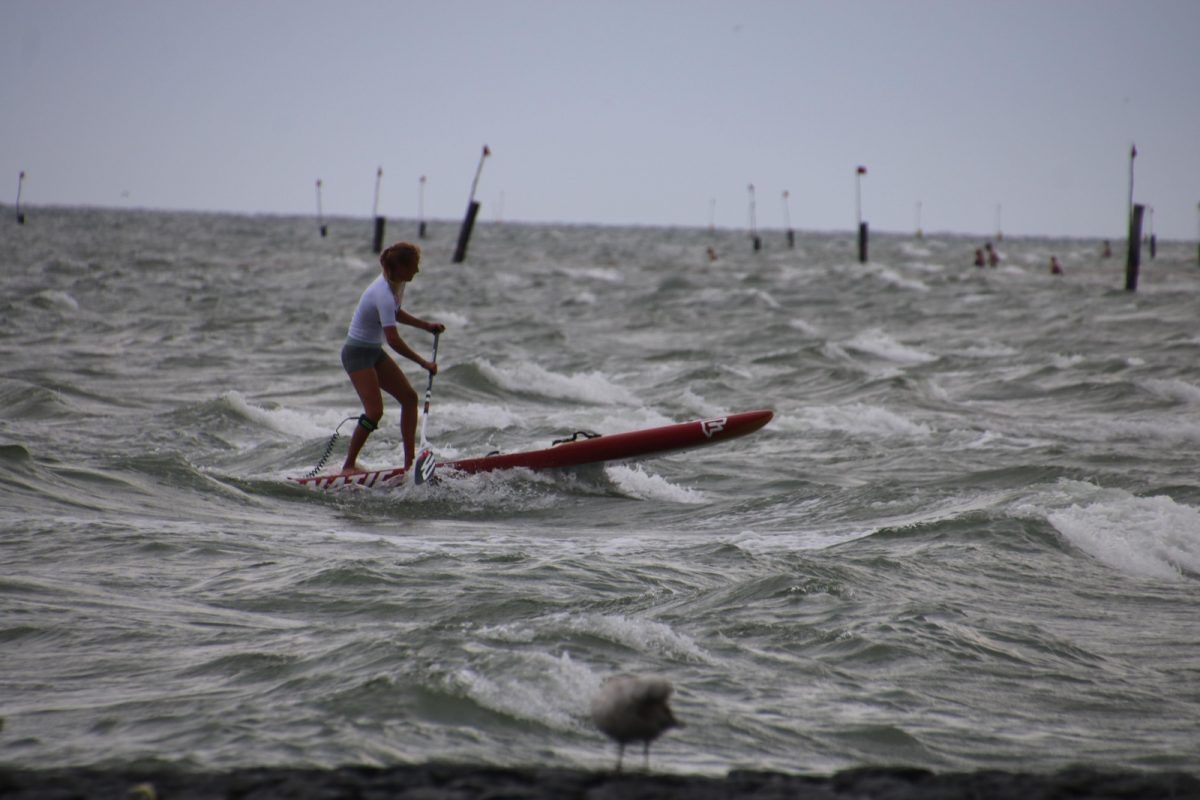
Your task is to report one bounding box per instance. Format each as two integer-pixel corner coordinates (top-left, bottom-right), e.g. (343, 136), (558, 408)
(315, 146), (491, 265)
(10, 146), (1198, 289)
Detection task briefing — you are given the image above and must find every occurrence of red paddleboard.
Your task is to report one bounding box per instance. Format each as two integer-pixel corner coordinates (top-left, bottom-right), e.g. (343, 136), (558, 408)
(291, 409), (773, 490)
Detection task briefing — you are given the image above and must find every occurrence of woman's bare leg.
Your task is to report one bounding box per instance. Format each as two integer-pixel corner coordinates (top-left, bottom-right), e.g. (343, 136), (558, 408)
(374, 354), (419, 468)
(341, 366), (383, 473)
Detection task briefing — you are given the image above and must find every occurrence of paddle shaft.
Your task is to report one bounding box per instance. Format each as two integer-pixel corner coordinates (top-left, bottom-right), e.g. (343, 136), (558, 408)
(419, 333), (439, 448)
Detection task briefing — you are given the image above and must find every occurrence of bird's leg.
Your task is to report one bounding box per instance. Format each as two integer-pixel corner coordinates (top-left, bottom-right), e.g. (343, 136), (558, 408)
(643, 741), (651, 770)
(615, 742), (625, 773)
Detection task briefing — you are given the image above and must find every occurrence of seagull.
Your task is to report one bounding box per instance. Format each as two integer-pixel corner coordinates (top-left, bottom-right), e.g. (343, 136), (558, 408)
(590, 674), (682, 771)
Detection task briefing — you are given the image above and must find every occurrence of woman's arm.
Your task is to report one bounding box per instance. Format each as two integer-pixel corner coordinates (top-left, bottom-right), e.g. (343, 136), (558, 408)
(395, 308), (444, 334)
(383, 325), (437, 373)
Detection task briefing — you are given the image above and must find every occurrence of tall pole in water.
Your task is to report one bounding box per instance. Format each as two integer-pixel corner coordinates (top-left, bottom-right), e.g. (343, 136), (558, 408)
(782, 190), (794, 248)
(709, 197), (716, 233)
(856, 166), (868, 263)
(995, 203), (1003, 241)
(915, 200), (923, 239)
(1124, 144), (1142, 292)
(1127, 143), (1136, 225)
(315, 179), (326, 237)
(371, 166), (386, 253)
(855, 168), (862, 229)
(418, 175), (427, 238)
(15, 170), (26, 224)
(747, 183), (761, 252)
(452, 144), (490, 263)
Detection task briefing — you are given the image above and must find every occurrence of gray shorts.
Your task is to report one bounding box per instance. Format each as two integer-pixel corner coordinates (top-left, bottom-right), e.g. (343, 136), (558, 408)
(341, 340), (385, 373)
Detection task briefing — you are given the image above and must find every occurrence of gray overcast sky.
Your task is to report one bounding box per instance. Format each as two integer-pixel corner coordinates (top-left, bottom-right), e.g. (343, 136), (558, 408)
(4, 0), (1199, 239)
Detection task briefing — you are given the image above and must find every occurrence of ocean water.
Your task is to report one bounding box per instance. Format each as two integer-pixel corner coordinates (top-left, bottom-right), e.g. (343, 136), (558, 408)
(2, 207), (1198, 776)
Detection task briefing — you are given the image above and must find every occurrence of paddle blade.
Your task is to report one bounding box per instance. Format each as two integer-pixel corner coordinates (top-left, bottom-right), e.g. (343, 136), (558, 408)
(413, 448), (437, 485)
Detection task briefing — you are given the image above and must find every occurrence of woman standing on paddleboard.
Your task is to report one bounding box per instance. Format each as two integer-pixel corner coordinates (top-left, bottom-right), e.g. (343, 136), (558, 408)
(339, 242), (444, 475)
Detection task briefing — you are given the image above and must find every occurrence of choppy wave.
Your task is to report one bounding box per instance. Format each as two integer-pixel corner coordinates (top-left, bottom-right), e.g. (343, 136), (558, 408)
(1029, 480), (1200, 581)
(474, 359), (641, 405)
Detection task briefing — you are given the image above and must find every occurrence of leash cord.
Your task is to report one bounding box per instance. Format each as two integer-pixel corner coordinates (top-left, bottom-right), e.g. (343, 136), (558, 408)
(304, 416), (358, 478)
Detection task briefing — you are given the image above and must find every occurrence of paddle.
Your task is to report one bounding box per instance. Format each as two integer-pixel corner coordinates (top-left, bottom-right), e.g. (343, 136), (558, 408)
(413, 332), (440, 485)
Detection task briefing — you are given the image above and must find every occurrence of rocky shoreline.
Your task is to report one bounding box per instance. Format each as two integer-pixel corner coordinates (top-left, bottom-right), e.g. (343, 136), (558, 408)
(1, 763), (1197, 799)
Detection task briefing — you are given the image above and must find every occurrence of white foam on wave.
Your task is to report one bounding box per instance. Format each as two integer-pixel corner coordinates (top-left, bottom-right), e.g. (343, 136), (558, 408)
(953, 343), (1019, 359)
(450, 650), (598, 731)
(32, 289), (81, 311)
(1029, 480), (1200, 581)
(1068, 417), (1200, 446)
(844, 328), (937, 365)
(776, 403), (931, 439)
(739, 287), (782, 309)
(677, 388), (722, 418)
(476, 609), (710, 664)
(451, 612), (709, 729)
(1050, 353), (1086, 369)
(605, 464), (706, 504)
(217, 390), (335, 439)
(477, 360), (639, 405)
(1141, 378), (1200, 405)
(435, 401), (524, 432)
(426, 309), (471, 329)
(789, 318), (820, 336)
(362, 467), (568, 513)
(557, 611), (712, 663)
(876, 267), (930, 292)
(560, 265), (624, 284)
(721, 526), (873, 555)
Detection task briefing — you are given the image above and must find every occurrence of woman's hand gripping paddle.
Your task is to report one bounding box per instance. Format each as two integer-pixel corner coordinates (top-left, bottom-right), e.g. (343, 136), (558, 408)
(413, 332), (440, 485)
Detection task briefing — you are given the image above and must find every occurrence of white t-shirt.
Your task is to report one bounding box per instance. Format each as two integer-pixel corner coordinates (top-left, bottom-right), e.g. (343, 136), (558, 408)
(346, 275), (406, 345)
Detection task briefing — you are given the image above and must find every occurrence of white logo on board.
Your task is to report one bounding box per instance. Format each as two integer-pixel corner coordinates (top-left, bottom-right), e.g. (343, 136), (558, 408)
(700, 417), (728, 438)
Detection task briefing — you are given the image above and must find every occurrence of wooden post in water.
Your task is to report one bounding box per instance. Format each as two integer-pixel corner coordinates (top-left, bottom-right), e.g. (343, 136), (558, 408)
(748, 183), (761, 251)
(418, 175), (427, 239)
(1148, 206), (1156, 259)
(915, 200), (923, 239)
(782, 190), (794, 248)
(315, 179), (327, 237)
(855, 166), (868, 263)
(15, 170), (26, 224)
(453, 145), (490, 263)
(370, 167), (387, 252)
(1123, 143), (1139, 290)
(371, 167), (386, 253)
(1125, 203), (1145, 292)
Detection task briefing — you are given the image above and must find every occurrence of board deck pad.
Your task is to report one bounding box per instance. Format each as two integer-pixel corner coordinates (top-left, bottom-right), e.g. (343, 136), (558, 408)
(291, 409), (773, 490)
